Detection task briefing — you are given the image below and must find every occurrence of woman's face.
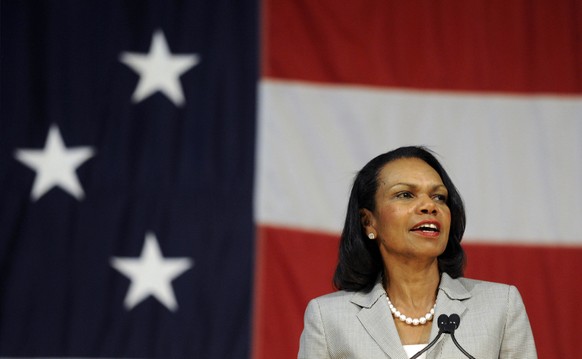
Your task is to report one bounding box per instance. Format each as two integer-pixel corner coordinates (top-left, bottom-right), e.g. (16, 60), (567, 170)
(362, 157), (451, 262)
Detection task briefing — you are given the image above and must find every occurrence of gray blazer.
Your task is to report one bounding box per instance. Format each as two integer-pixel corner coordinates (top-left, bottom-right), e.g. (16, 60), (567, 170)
(298, 273), (537, 358)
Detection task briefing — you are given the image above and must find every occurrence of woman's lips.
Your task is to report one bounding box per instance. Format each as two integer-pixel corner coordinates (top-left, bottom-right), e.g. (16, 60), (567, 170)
(410, 221), (441, 237)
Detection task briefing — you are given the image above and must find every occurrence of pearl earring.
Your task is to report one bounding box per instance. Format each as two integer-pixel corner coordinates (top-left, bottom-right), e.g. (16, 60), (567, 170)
(368, 233), (375, 239)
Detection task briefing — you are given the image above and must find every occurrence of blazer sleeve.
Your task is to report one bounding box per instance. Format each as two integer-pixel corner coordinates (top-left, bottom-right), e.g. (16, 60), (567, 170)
(298, 299), (331, 359)
(500, 285), (537, 358)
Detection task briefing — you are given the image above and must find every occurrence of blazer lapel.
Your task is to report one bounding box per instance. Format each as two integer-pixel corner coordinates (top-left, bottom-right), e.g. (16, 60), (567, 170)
(350, 274), (472, 359)
(352, 281), (410, 359)
(426, 273), (471, 358)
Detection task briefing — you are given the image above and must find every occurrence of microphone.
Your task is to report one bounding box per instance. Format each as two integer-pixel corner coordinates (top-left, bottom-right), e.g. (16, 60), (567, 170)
(448, 314), (475, 359)
(408, 315), (448, 359)
(409, 314), (475, 359)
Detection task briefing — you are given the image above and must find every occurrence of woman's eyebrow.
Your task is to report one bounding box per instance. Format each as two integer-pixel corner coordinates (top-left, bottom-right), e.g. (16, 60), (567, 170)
(388, 183), (448, 192)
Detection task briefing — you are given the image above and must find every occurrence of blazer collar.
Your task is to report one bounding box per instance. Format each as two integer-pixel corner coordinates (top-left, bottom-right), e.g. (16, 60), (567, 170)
(439, 272), (471, 301)
(349, 273), (472, 359)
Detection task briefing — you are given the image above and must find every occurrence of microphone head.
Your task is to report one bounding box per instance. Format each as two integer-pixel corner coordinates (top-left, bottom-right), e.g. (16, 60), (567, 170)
(438, 314), (459, 334)
(437, 314), (450, 331)
(449, 314), (461, 330)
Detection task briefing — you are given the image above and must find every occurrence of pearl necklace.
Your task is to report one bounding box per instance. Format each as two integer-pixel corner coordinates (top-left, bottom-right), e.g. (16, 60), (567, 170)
(386, 295), (436, 326)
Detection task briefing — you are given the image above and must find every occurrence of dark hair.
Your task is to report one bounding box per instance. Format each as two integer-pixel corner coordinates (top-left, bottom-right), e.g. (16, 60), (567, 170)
(333, 146), (466, 292)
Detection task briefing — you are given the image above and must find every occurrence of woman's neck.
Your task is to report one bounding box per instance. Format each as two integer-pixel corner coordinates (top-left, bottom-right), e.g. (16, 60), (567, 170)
(383, 261), (440, 309)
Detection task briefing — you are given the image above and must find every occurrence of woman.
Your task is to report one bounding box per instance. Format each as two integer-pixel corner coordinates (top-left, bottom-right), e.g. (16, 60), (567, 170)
(298, 146), (537, 359)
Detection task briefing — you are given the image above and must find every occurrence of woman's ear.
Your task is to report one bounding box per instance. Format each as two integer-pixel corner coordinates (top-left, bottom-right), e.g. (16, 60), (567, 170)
(360, 208), (376, 239)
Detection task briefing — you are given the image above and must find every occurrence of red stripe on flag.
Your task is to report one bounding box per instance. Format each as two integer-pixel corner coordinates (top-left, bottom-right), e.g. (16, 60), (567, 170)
(263, 0), (582, 94)
(464, 243), (582, 359)
(252, 225), (582, 359)
(252, 225), (338, 359)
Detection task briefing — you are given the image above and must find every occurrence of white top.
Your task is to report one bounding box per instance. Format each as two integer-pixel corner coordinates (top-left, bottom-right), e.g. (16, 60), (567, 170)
(403, 344), (427, 359)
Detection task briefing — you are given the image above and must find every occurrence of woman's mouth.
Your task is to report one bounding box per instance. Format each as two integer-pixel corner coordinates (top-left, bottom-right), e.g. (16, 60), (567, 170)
(410, 222), (441, 237)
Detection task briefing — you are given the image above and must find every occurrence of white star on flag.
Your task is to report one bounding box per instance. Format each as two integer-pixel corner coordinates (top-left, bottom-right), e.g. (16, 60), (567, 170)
(119, 29), (200, 106)
(14, 124), (95, 201)
(111, 232), (194, 311)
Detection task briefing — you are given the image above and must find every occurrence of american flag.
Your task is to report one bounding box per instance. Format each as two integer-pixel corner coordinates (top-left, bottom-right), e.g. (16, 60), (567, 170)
(2, 1), (582, 359)
(1, 1), (257, 358)
(253, 1), (582, 359)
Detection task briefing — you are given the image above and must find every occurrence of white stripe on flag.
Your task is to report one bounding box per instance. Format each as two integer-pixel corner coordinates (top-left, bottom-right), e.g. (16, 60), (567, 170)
(256, 79), (582, 245)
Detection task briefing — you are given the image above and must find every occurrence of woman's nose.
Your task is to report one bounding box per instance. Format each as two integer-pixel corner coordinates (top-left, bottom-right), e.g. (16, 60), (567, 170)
(418, 196), (438, 214)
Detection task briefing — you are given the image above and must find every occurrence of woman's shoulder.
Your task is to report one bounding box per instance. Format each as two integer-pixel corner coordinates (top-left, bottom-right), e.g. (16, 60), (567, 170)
(304, 287), (386, 324)
(443, 274), (523, 302)
(456, 276), (517, 291)
(301, 290), (354, 321)
(308, 289), (356, 306)
(307, 284), (384, 311)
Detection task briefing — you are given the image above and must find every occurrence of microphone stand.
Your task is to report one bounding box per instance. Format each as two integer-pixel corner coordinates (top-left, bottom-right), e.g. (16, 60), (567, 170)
(409, 315), (448, 359)
(450, 332), (475, 359)
(409, 330), (443, 359)
(448, 313), (475, 359)
(410, 314), (475, 359)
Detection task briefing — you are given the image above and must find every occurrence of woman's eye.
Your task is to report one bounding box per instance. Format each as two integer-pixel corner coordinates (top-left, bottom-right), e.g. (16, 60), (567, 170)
(433, 194), (448, 202)
(395, 192), (413, 199)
